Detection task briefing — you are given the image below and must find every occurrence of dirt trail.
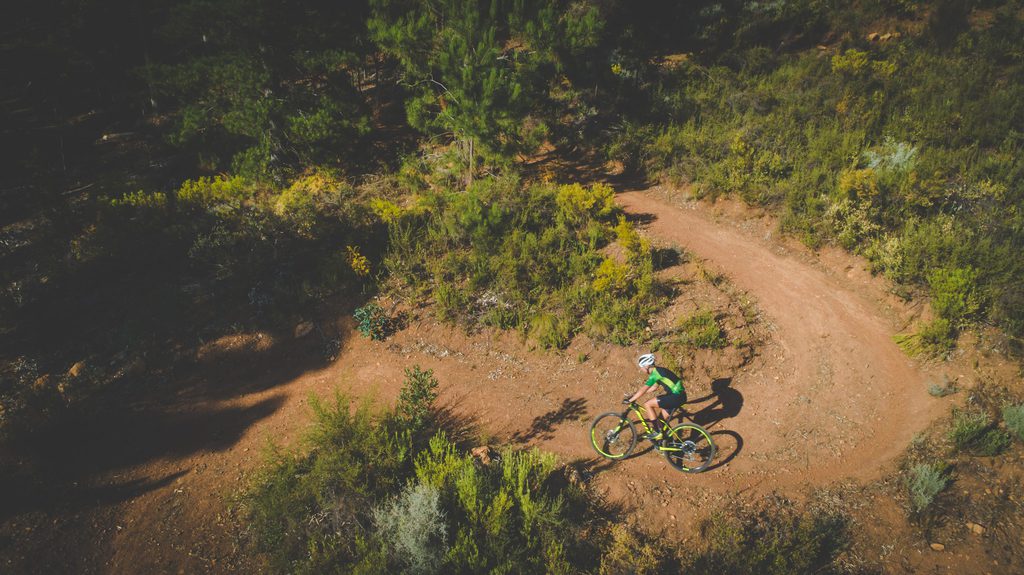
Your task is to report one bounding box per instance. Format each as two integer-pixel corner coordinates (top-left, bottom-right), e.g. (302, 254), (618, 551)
(3, 186), (955, 574)
(614, 189), (946, 487)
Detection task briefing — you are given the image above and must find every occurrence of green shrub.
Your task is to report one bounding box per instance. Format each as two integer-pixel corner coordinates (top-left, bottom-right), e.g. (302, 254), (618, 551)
(972, 429), (1011, 456)
(949, 409), (991, 450)
(410, 438), (588, 574)
(617, 13), (1024, 342)
(354, 303), (392, 341)
(678, 309), (727, 349)
(894, 317), (955, 357)
(928, 266), (981, 326)
(434, 281), (469, 323)
(531, 312), (573, 349)
(907, 462), (949, 513)
(397, 366), (439, 434)
(241, 368), (645, 573)
(690, 498), (848, 575)
(1003, 404), (1024, 441)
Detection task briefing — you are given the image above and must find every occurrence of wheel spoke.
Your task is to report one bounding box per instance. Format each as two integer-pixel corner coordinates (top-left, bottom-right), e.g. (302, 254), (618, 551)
(663, 423), (715, 472)
(590, 413), (636, 459)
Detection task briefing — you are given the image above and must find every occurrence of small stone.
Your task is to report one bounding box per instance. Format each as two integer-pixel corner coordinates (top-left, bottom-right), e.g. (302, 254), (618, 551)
(68, 361), (87, 378)
(294, 321), (314, 338)
(967, 522), (984, 535)
(930, 543), (945, 551)
(32, 374), (56, 391)
(470, 446), (495, 465)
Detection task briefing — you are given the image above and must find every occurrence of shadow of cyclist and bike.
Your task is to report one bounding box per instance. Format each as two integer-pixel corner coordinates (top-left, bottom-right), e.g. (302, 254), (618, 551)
(681, 378), (744, 472)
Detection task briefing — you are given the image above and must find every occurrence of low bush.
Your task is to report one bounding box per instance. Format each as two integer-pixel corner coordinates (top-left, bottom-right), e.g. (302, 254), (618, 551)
(893, 317), (955, 357)
(354, 303), (392, 341)
(598, 524), (668, 575)
(1003, 404), (1024, 441)
(927, 377), (957, 397)
(677, 309), (727, 349)
(971, 429), (1011, 456)
(907, 462), (949, 513)
(397, 366), (439, 434)
(949, 409), (990, 450)
(690, 497), (849, 575)
(371, 482), (448, 575)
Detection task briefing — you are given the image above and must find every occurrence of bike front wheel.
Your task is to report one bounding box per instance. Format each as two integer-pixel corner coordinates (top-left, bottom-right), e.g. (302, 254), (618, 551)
(590, 413), (637, 459)
(662, 423), (716, 473)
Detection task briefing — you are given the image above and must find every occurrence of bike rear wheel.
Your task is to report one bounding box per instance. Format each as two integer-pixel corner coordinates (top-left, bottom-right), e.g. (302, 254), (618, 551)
(590, 413), (637, 459)
(662, 423), (715, 473)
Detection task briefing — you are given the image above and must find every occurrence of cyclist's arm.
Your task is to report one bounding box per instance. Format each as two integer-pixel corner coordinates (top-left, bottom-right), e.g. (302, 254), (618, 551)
(626, 382), (656, 403)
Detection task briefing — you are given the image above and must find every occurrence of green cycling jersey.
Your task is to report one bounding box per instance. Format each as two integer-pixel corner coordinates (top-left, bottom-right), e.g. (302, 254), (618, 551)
(644, 366), (684, 396)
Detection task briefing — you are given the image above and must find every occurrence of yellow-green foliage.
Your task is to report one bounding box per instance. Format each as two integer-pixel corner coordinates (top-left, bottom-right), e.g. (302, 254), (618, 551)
(275, 170), (340, 214)
(370, 197), (404, 223)
(556, 182), (615, 224)
(110, 190), (168, 209)
(836, 168), (878, 202)
(592, 257), (631, 295)
(894, 317), (955, 357)
(346, 245), (371, 277)
(831, 49), (870, 76)
(928, 266), (980, 325)
(599, 524), (665, 575)
(176, 175), (250, 206)
(614, 217), (648, 261)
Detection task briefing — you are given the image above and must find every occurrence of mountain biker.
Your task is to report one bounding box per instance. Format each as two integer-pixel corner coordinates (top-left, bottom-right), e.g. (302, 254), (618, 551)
(625, 353), (686, 440)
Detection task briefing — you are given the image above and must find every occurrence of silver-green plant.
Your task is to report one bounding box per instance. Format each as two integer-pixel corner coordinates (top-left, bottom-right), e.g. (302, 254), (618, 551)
(1002, 404), (1024, 441)
(372, 481), (448, 575)
(907, 462), (948, 513)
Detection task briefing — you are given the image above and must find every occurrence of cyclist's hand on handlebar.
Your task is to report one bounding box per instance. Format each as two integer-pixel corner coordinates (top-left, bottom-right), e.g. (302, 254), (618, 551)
(622, 395), (632, 404)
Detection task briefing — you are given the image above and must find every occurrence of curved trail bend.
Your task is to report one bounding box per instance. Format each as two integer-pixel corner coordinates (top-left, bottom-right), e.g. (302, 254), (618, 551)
(615, 189), (945, 486)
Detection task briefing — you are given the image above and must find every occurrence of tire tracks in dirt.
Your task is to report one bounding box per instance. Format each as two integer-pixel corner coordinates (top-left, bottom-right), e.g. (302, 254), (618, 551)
(615, 189), (946, 487)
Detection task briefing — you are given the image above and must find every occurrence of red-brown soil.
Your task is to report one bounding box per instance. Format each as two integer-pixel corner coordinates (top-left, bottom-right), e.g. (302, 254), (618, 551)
(2, 185), (1019, 574)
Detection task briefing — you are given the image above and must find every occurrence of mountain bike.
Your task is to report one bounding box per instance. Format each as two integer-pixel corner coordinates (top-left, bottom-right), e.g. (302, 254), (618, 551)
(590, 400), (716, 473)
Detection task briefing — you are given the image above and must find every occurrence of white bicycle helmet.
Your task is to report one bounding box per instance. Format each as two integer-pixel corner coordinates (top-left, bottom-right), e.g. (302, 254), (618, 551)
(637, 353), (655, 368)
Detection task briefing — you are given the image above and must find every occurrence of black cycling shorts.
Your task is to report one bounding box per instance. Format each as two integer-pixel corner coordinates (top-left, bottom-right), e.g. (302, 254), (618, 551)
(657, 392), (686, 413)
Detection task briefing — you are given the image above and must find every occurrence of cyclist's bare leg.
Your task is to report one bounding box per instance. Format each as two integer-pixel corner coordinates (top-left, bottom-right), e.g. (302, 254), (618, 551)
(643, 398), (664, 430)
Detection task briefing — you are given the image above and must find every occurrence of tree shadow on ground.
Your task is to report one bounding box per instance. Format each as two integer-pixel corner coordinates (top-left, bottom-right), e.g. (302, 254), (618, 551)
(510, 397), (588, 445)
(652, 246), (686, 271)
(432, 392), (483, 450)
(2, 392), (288, 522)
(623, 210), (657, 226)
(0, 468), (189, 522)
(1, 331), (332, 521)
